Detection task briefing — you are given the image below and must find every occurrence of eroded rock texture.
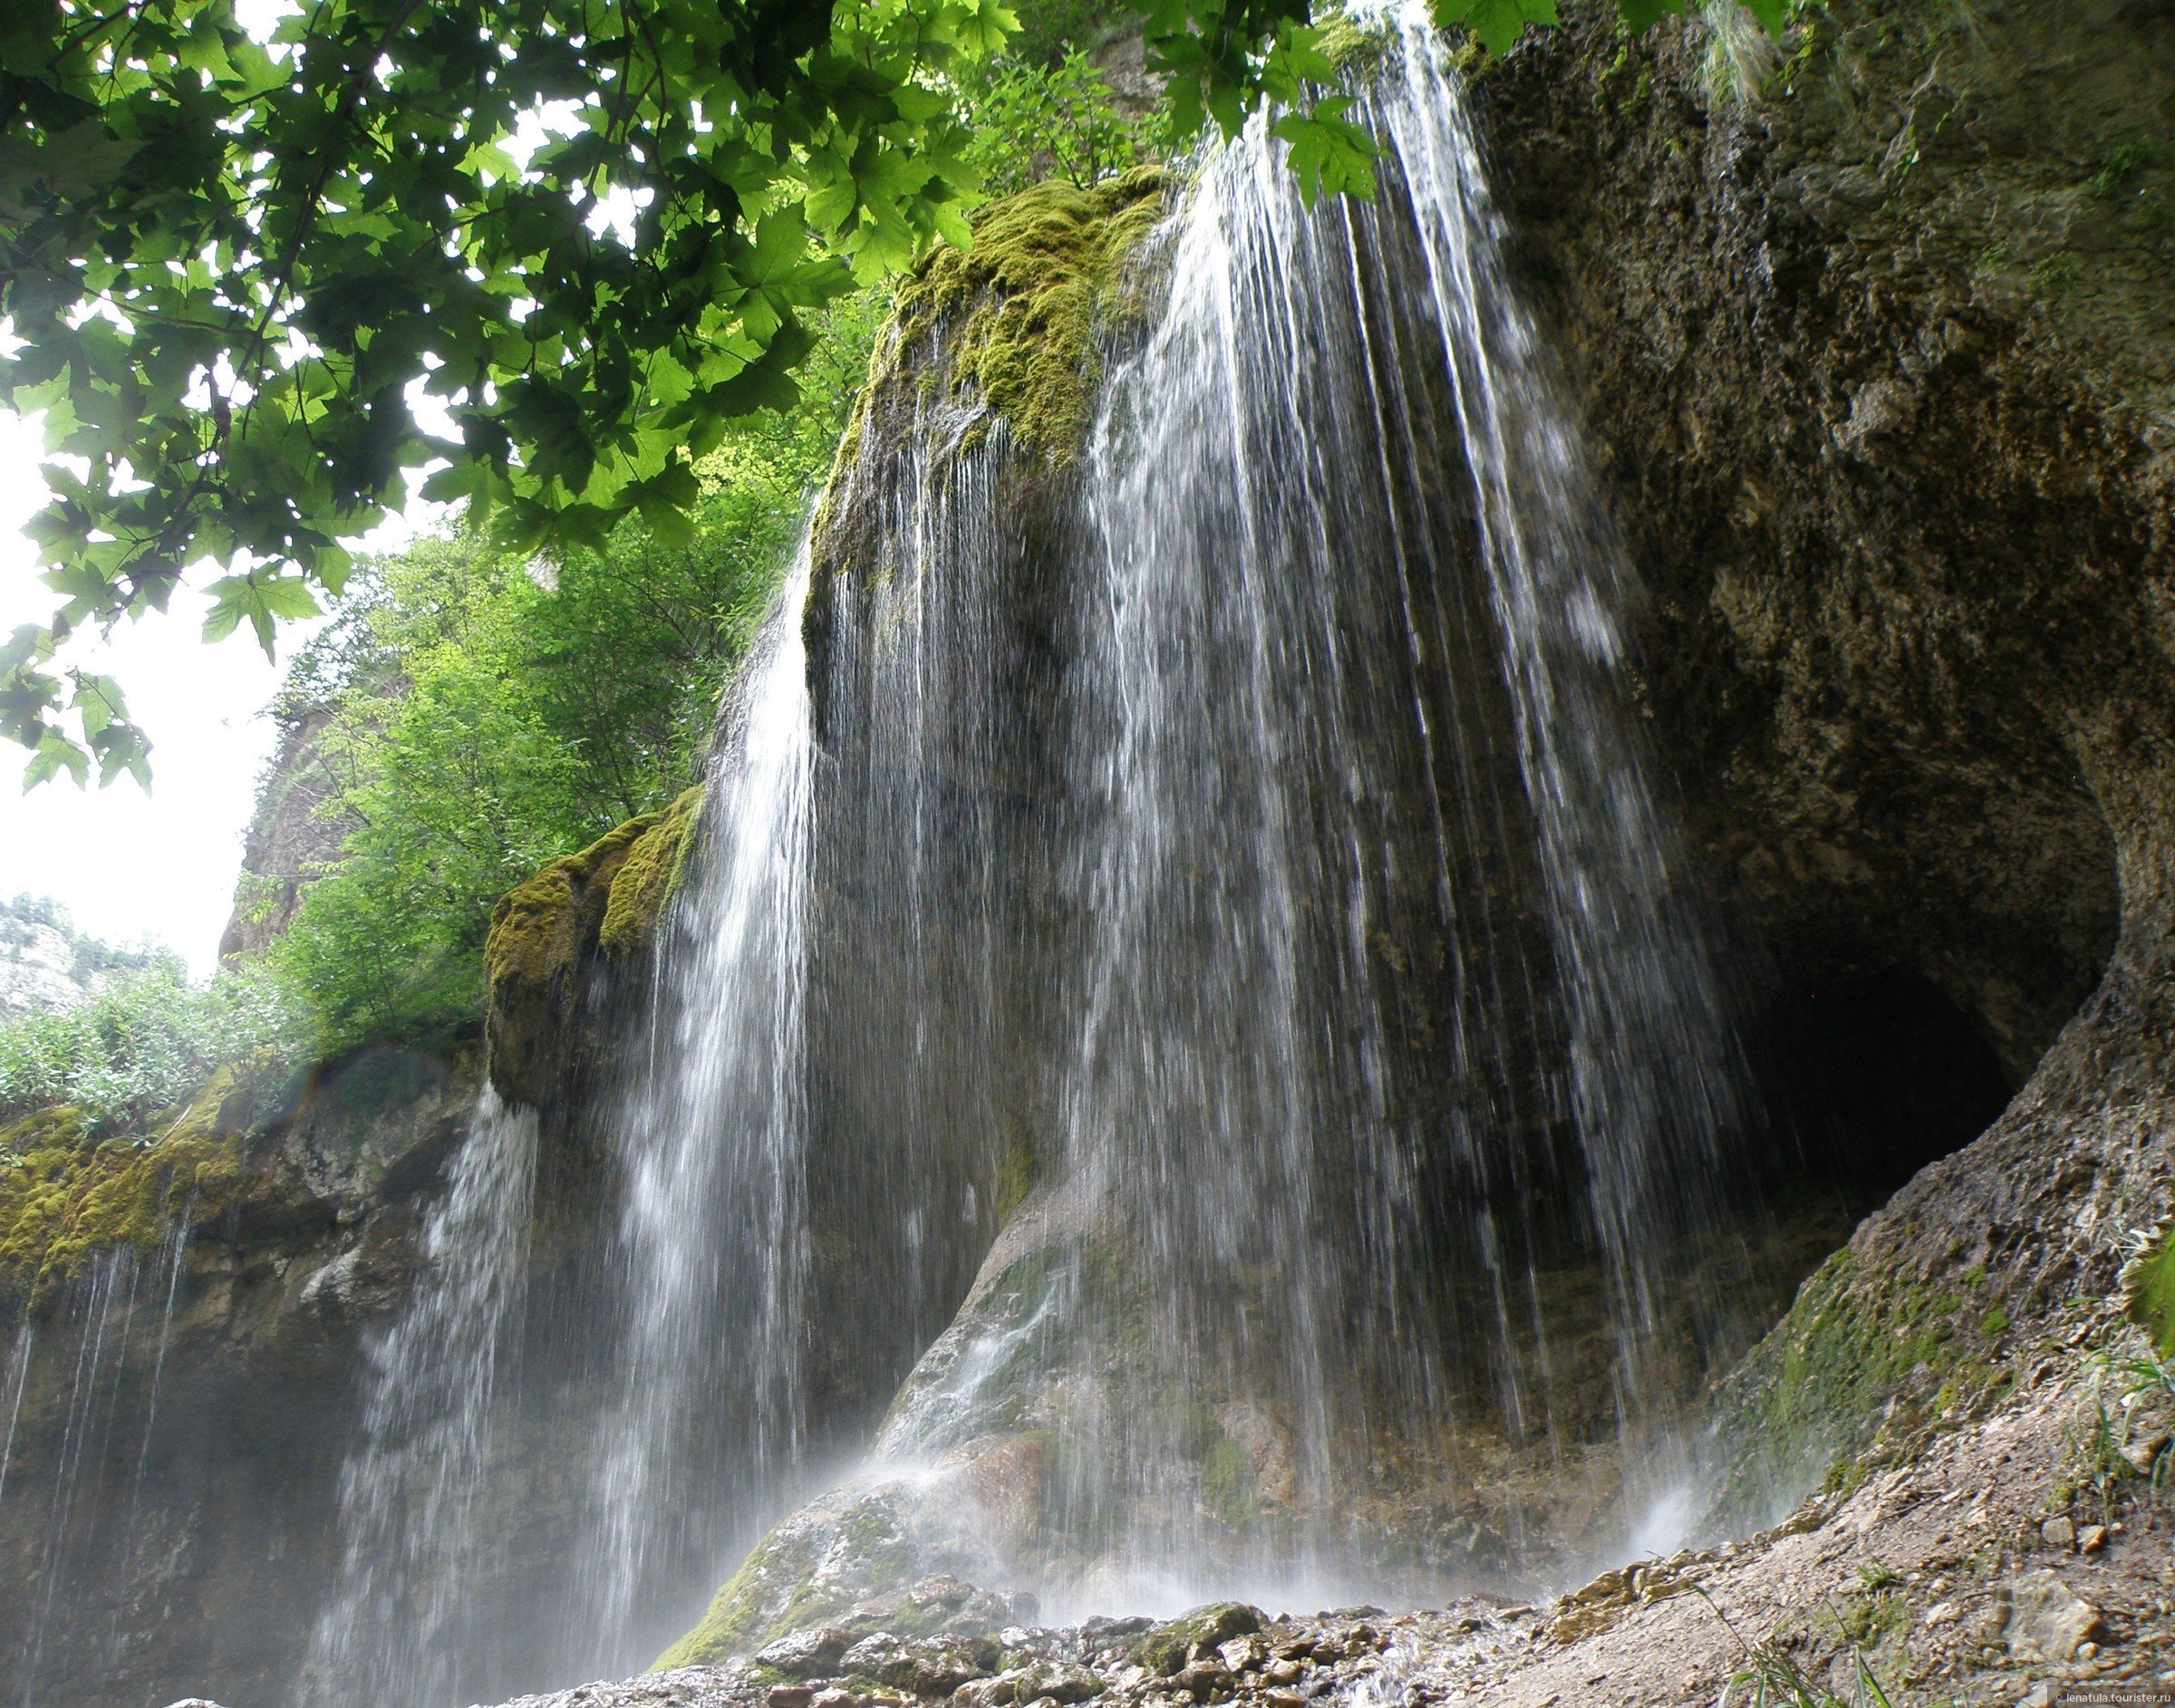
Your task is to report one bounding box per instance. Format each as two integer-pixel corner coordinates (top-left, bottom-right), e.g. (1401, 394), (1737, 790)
(1467, 0), (2174, 1512)
(0, 1049), (474, 1708)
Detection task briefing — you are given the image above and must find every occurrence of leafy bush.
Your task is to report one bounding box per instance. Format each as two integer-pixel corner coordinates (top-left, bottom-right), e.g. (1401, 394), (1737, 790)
(963, 48), (1149, 196)
(253, 291), (886, 1051)
(0, 963), (309, 1134)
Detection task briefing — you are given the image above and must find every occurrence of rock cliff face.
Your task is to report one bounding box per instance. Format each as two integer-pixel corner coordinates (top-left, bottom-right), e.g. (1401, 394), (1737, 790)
(0, 1048), (476, 1708)
(1466, 0), (2175, 1519)
(218, 703), (358, 965)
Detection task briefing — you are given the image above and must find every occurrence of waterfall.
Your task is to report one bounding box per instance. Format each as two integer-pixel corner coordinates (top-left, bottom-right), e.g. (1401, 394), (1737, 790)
(301, 8), (1754, 1690)
(304, 1088), (540, 1706)
(305, 554), (824, 1702)
(576, 541), (817, 1645)
(869, 3), (1748, 1610)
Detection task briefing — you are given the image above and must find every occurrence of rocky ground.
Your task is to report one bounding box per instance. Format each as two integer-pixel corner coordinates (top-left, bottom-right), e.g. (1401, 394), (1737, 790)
(406, 1327), (2172, 1708)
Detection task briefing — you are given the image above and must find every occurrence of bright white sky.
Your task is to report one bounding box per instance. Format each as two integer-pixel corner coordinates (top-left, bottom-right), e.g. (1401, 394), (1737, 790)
(0, 410), (296, 977)
(0, 410), (439, 979)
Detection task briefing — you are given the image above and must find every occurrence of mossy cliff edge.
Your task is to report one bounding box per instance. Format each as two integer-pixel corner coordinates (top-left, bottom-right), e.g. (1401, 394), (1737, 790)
(804, 169), (1169, 707)
(482, 782), (705, 1108)
(0, 1083), (243, 1302)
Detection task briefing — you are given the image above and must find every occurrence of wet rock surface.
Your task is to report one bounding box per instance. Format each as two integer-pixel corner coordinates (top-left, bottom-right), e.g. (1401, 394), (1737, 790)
(0, 1048), (482, 1708)
(471, 1329), (2175, 1708)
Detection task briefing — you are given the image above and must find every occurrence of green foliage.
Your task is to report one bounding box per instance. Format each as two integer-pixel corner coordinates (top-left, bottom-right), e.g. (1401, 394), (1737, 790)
(0, 960), (306, 1132)
(256, 307), (865, 1050)
(962, 49), (1148, 195)
(1, 0), (1008, 784)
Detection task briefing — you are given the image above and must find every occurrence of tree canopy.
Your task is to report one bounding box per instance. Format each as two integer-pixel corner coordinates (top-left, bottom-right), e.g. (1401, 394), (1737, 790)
(1, 0), (1774, 787)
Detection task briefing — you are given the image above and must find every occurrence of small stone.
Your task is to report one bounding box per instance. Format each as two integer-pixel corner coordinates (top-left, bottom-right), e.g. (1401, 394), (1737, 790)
(1262, 1661), (1304, 1685)
(1922, 1601), (1959, 1628)
(2042, 1516), (2077, 1550)
(2122, 1432), (2171, 1476)
(952, 1675), (1023, 1708)
(2004, 1569), (2103, 1664)
(2080, 1524), (2110, 1554)
(813, 1691), (862, 1708)
(770, 1689), (817, 1708)
(760, 1627), (860, 1678)
(1263, 1694), (1305, 1708)
(1014, 1664), (1105, 1703)
(2081, 1641), (2101, 1660)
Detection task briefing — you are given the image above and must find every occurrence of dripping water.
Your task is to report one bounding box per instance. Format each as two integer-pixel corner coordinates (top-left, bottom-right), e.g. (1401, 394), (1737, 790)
(869, 0), (1750, 1610)
(304, 1088), (539, 1706)
(575, 540), (817, 1650)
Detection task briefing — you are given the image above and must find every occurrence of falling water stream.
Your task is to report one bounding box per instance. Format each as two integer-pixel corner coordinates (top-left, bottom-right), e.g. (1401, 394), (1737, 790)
(5, 1205), (198, 1707)
(303, 8), (1754, 1698)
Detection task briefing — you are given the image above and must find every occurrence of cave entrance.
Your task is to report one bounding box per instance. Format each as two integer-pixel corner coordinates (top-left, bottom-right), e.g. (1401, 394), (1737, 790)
(1752, 965), (2018, 1225)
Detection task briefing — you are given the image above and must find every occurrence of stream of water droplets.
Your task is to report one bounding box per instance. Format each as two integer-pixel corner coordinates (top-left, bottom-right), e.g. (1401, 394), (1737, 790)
(305, 8), (1751, 1690)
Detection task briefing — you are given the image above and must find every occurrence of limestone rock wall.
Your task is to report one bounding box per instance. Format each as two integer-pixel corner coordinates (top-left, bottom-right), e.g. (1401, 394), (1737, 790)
(0, 1048), (477, 1707)
(1465, 0), (2175, 1515)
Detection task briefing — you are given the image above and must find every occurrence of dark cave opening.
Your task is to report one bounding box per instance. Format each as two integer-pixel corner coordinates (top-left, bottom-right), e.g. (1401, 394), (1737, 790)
(1753, 965), (2020, 1221)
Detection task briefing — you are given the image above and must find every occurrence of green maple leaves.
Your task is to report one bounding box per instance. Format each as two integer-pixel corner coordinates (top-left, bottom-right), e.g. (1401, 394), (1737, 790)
(2, 0), (1800, 788)
(1, 0), (1013, 786)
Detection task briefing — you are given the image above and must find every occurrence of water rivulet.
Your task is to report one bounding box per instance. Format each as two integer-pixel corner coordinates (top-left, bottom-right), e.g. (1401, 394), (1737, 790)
(854, 5), (1755, 1613)
(306, 9), (1762, 1696)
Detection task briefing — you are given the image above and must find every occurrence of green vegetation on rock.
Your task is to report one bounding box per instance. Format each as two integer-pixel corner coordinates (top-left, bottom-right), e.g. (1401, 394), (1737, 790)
(0, 960), (305, 1134)
(0, 1076), (246, 1298)
(1137, 1603), (1263, 1674)
(2122, 1215), (2175, 1357)
(1702, 1246), (2012, 1525)
(885, 169), (1172, 464)
(599, 786), (709, 957)
(484, 816), (665, 996)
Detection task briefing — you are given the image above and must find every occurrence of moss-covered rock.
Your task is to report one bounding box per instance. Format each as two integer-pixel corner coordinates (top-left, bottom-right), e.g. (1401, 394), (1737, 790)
(654, 1480), (1027, 1668)
(1698, 1243), (2014, 1529)
(883, 166), (1169, 467)
(483, 815), (659, 994)
(597, 783), (706, 956)
(484, 795), (705, 1107)
(0, 1075), (248, 1300)
(1136, 1603), (1263, 1675)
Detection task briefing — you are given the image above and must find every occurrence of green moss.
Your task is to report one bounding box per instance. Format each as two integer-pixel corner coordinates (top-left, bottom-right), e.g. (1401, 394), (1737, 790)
(1315, 10), (1396, 75)
(0, 1076), (246, 1298)
(2122, 1215), (2175, 1356)
(991, 1119), (1037, 1229)
(483, 811), (661, 989)
(654, 1539), (773, 1669)
(1136, 1602), (1262, 1675)
(599, 783), (705, 956)
(887, 166), (1169, 465)
(1703, 1247), (2000, 1525)
(1200, 1433), (1257, 1529)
